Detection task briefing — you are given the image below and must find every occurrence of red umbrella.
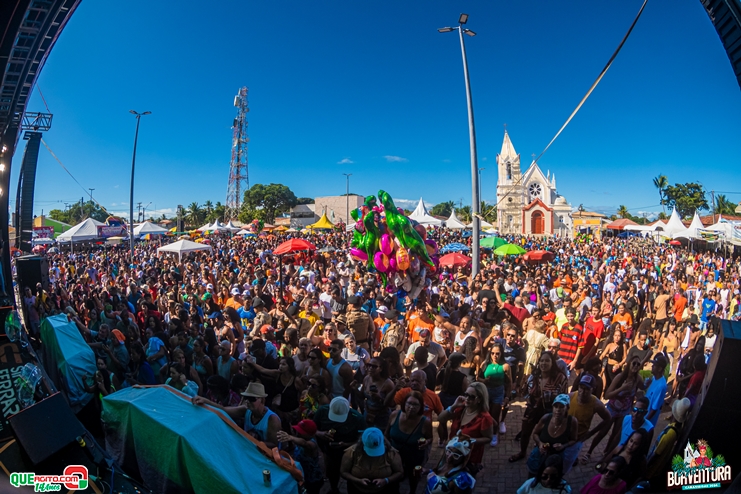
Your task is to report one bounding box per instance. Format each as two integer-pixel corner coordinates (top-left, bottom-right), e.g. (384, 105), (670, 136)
(669, 240), (682, 246)
(274, 238), (317, 255)
(439, 252), (472, 268)
(523, 250), (555, 263)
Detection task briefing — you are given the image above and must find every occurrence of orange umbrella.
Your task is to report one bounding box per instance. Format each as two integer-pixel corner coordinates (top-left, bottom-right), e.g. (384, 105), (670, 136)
(439, 252), (471, 268)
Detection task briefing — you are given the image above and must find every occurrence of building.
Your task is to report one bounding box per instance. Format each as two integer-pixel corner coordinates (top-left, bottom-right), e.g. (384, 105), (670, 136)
(314, 195), (364, 226)
(289, 204), (318, 229)
(572, 211), (610, 238)
(495, 131), (573, 236)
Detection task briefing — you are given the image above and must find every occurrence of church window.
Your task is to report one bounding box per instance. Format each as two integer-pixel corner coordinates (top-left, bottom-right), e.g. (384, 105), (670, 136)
(506, 163), (512, 180)
(559, 216), (564, 223)
(528, 183), (542, 200)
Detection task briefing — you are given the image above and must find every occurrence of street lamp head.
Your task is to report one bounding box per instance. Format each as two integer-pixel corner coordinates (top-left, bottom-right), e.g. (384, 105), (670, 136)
(464, 29), (476, 37)
(129, 110), (137, 115)
(438, 27), (455, 33)
(459, 13), (469, 24)
(142, 111), (151, 115)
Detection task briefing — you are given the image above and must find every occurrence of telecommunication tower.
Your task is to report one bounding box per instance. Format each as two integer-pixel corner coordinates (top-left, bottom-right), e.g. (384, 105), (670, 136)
(226, 87), (249, 220)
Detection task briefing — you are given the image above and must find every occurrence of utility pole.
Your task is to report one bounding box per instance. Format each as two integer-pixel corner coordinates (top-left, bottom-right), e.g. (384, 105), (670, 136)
(343, 173), (352, 224)
(137, 202), (142, 223)
(711, 190), (715, 224)
(88, 188), (95, 202)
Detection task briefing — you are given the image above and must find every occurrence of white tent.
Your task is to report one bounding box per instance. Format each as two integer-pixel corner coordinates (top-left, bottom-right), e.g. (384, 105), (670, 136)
(705, 215), (735, 240)
(157, 239), (212, 259)
(662, 208), (687, 237)
(225, 220), (241, 232)
(197, 222), (214, 232)
(134, 221), (168, 235)
(445, 210), (468, 229)
(467, 216), (493, 229)
(673, 212), (704, 240)
(57, 218), (105, 242)
(407, 198), (442, 226)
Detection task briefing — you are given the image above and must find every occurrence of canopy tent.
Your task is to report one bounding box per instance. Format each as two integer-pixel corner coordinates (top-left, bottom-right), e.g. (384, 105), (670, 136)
(662, 208), (688, 237)
(444, 210), (468, 229)
(40, 314), (96, 412)
(673, 212), (705, 240)
(439, 252), (471, 268)
(623, 224), (656, 232)
(157, 239), (212, 259)
(605, 218), (639, 230)
(224, 220), (242, 232)
(274, 238), (317, 255)
(307, 212), (335, 230)
(408, 198), (443, 226)
(56, 218), (105, 242)
(197, 221), (214, 232)
(102, 386), (299, 494)
(703, 216), (737, 242)
(134, 221), (168, 236)
(468, 218), (494, 229)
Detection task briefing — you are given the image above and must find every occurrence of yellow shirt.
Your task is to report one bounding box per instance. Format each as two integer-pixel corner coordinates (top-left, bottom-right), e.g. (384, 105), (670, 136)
(300, 309), (318, 327)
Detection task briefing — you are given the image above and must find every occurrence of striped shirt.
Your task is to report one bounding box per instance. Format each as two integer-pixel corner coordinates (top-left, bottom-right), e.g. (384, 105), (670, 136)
(558, 323), (583, 365)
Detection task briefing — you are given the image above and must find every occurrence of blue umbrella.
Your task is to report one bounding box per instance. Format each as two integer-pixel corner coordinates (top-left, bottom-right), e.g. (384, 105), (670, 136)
(440, 242), (470, 253)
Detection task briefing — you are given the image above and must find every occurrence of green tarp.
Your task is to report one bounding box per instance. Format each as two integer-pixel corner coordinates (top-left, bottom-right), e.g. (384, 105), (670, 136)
(39, 314), (96, 411)
(102, 386), (299, 494)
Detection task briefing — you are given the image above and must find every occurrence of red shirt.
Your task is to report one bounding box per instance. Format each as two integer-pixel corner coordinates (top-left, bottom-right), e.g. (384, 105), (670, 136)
(502, 303), (530, 329)
(558, 323), (583, 365)
(449, 407), (494, 465)
(394, 387), (443, 421)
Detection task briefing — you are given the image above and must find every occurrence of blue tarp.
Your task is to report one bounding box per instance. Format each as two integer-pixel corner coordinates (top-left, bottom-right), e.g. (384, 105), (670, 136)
(102, 386), (300, 494)
(40, 314), (96, 411)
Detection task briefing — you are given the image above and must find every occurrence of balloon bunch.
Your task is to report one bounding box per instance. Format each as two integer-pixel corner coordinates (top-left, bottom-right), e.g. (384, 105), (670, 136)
(246, 219), (264, 233)
(349, 190), (440, 298)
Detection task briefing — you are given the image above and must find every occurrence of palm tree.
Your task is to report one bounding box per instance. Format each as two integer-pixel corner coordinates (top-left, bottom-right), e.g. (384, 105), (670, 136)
(617, 205), (630, 219)
(714, 194), (736, 216)
(479, 201), (497, 224)
(186, 202), (202, 227)
(653, 174), (668, 214)
(658, 212), (668, 220)
(203, 200), (214, 216)
(455, 206), (472, 223)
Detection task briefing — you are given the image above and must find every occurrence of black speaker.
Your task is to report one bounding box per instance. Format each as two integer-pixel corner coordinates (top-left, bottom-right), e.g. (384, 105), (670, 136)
(15, 254), (49, 293)
(676, 319), (741, 475)
(9, 392), (85, 465)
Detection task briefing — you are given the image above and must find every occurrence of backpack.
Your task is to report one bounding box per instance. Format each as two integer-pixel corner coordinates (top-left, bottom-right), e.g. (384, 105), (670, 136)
(381, 323), (405, 353)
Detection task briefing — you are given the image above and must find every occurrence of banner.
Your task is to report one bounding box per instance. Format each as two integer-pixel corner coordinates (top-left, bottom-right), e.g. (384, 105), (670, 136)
(32, 227), (54, 239)
(698, 229), (722, 241)
(96, 226), (125, 238)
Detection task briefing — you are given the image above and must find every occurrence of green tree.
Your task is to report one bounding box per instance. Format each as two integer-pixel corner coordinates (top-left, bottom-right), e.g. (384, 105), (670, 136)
(617, 205), (630, 219)
(241, 183), (297, 223)
(714, 194), (736, 216)
(653, 174), (668, 214)
(662, 182), (708, 219)
(296, 197), (314, 205)
(186, 202), (203, 227)
(658, 211), (668, 220)
(49, 201), (108, 224)
(480, 201), (497, 224)
(430, 201), (455, 218)
(203, 200), (214, 218)
(209, 201), (227, 223)
(455, 206), (472, 223)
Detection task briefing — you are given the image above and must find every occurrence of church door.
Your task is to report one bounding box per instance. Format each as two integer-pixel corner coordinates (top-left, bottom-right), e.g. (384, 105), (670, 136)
(531, 211), (544, 235)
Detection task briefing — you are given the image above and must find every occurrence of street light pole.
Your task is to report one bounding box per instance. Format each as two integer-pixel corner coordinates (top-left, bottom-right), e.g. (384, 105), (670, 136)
(343, 173), (352, 225)
(129, 110), (151, 266)
(439, 14), (480, 276)
(478, 168), (485, 212)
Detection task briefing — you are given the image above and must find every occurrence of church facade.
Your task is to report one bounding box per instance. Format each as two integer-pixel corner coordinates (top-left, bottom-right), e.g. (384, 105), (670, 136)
(495, 131), (573, 237)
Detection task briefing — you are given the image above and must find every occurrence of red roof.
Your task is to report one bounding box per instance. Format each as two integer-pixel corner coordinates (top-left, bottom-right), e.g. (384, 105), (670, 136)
(606, 218), (639, 230)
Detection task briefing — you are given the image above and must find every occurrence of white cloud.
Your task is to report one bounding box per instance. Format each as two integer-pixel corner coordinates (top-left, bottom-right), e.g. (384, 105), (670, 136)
(337, 158), (354, 165)
(392, 198), (431, 211)
(383, 155), (408, 163)
(114, 185), (120, 189)
(636, 211), (660, 221)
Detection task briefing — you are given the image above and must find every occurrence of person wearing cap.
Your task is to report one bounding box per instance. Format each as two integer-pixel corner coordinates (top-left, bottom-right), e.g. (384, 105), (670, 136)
(277, 420), (324, 494)
(314, 397), (366, 494)
(643, 353), (668, 427)
(346, 295), (376, 353)
(644, 397), (691, 488)
(215, 339), (238, 381)
(340, 427), (403, 494)
(526, 393), (579, 477)
(225, 287), (242, 311)
(567, 374), (610, 466)
(192, 381), (280, 448)
(404, 327), (446, 372)
(250, 297), (272, 337)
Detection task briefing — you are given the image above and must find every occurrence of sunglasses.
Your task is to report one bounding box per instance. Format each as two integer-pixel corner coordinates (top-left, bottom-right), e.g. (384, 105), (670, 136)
(632, 407), (647, 414)
(446, 449), (463, 460)
(548, 346), (559, 350)
(463, 393), (477, 400)
(244, 396), (258, 403)
(506, 333), (517, 338)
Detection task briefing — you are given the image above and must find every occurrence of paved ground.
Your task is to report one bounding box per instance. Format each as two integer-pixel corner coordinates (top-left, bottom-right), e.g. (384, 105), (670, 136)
(324, 395), (670, 494)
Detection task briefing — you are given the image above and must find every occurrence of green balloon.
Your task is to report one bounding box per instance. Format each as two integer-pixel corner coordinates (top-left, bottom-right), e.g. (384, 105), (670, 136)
(350, 208), (360, 222)
(362, 208), (381, 271)
(364, 195), (377, 210)
(378, 190), (433, 267)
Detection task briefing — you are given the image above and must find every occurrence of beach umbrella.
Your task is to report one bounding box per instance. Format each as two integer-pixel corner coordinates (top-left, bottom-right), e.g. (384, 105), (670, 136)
(493, 243), (526, 256)
(669, 240), (681, 246)
(439, 252), (472, 268)
(439, 242), (469, 253)
(318, 246), (336, 253)
(523, 250), (555, 263)
(480, 236), (507, 249)
(274, 238), (317, 255)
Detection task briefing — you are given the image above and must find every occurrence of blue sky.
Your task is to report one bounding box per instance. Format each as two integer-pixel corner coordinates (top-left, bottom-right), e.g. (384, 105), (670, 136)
(11, 0), (741, 220)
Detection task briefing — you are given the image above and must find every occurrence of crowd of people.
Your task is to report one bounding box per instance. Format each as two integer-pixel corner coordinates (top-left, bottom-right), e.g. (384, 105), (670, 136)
(19, 228), (739, 493)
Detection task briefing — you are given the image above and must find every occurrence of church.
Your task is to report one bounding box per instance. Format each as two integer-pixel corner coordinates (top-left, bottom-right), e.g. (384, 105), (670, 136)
(495, 130), (573, 237)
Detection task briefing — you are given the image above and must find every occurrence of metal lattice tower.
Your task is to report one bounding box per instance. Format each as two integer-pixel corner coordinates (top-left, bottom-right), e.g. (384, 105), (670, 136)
(226, 87), (249, 219)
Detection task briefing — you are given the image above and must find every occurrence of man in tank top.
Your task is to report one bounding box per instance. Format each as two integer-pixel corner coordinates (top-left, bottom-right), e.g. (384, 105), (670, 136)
(326, 339), (354, 399)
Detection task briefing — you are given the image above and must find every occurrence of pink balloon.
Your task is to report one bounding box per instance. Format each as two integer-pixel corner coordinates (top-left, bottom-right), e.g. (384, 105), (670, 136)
(414, 224), (427, 241)
(350, 248), (367, 262)
(424, 239), (438, 255)
(388, 256), (397, 272)
(374, 251), (390, 272)
(380, 234), (393, 256)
